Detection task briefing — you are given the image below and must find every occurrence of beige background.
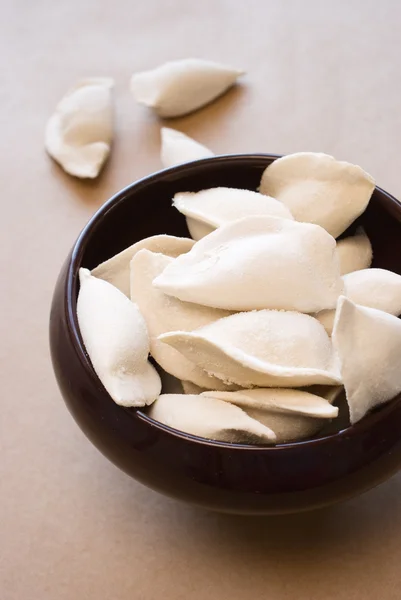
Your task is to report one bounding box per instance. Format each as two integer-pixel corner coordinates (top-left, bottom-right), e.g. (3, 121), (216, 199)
(2, 1), (401, 598)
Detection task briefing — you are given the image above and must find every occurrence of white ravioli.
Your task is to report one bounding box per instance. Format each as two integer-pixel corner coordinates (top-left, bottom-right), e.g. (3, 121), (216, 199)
(148, 394), (276, 444)
(336, 228), (373, 275)
(173, 187), (294, 241)
(130, 59), (243, 118)
(92, 234), (194, 297)
(154, 215), (343, 312)
(130, 249), (234, 390)
(77, 269), (161, 407)
(259, 153), (375, 238)
(317, 268), (401, 335)
(201, 388), (338, 443)
(159, 310), (342, 388)
(161, 127), (213, 168)
(45, 78), (114, 179)
(332, 297), (401, 424)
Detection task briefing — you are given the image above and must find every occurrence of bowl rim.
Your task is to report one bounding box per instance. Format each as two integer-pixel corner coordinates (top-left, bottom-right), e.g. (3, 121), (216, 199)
(64, 152), (401, 451)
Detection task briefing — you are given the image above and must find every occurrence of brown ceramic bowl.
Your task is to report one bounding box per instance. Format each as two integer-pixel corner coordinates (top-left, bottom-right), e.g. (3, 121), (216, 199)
(50, 154), (401, 514)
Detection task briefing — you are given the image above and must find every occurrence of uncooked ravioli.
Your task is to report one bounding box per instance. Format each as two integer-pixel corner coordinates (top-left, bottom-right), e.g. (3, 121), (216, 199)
(153, 215), (343, 312)
(45, 78), (114, 179)
(77, 269), (161, 407)
(259, 152), (375, 237)
(201, 388), (338, 443)
(130, 58), (244, 118)
(148, 394), (276, 444)
(159, 309), (342, 388)
(160, 127), (213, 168)
(172, 187), (293, 240)
(332, 297), (401, 424)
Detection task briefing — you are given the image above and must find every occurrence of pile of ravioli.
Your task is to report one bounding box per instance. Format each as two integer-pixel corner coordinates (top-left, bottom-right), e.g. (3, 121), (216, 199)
(77, 152), (401, 445)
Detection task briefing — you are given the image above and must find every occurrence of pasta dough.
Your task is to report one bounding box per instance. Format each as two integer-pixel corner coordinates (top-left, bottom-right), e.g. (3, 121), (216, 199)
(159, 309), (342, 387)
(259, 153), (375, 237)
(154, 215), (343, 312)
(173, 187), (293, 240)
(77, 269), (161, 407)
(332, 297), (401, 424)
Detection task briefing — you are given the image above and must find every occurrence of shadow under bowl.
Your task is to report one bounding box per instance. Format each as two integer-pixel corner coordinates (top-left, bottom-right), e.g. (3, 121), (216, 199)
(50, 154), (401, 514)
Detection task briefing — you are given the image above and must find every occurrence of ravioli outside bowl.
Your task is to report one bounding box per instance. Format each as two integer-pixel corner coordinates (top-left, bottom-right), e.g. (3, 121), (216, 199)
(49, 154), (401, 514)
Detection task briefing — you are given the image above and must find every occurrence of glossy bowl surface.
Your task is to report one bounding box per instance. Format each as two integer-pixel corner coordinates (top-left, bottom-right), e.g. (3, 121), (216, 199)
(50, 154), (401, 514)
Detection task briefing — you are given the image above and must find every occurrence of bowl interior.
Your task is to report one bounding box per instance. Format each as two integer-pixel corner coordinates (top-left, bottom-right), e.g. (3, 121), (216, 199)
(68, 154), (401, 448)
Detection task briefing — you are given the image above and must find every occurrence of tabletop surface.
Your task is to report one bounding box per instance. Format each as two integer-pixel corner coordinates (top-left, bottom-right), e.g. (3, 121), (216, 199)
(2, 1), (401, 598)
